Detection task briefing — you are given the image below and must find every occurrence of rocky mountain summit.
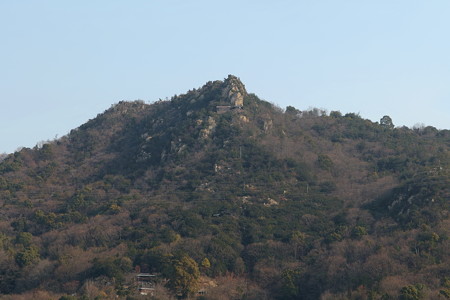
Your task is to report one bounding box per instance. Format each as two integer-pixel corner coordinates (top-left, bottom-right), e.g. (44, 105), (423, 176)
(221, 75), (246, 107)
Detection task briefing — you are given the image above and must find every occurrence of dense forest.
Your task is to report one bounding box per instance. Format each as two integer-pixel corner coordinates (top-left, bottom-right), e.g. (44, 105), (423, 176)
(0, 75), (449, 299)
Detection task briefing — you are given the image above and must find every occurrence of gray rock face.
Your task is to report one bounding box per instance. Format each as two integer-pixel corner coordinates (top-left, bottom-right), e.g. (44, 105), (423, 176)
(222, 75), (247, 106)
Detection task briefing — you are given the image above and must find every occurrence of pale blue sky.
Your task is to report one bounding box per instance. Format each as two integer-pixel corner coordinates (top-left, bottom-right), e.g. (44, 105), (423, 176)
(1, 1), (449, 153)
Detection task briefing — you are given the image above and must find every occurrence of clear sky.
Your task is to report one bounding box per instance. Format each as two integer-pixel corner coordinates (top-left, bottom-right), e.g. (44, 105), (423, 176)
(1, 1), (449, 153)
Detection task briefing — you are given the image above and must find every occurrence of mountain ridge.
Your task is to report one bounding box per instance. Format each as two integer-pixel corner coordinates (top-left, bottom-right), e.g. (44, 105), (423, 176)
(0, 75), (449, 299)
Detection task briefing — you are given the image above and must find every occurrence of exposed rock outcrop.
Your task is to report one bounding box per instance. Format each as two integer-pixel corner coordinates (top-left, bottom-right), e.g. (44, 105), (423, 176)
(222, 75), (247, 106)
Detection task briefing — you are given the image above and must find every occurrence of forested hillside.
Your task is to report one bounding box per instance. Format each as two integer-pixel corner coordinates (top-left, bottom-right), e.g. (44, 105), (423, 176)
(0, 75), (449, 299)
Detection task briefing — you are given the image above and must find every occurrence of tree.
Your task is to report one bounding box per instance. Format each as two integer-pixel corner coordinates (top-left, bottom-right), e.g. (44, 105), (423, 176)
(330, 110), (342, 118)
(285, 106), (299, 115)
(317, 154), (334, 171)
(380, 115), (394, 129)
(200, 257), (211, 274)
(280, 268), (302, 299)
(15, 232), (33, 247)
(439, 278), (450, 299)
(351, 226), (368, 239)
(166, 255), (200, 298)
(0, 252), (19, 294)
(15, 246), (40, 267)
(290, 231), (306, 260)
(399, 284), (424, 300)
(90, 256), (132, 282)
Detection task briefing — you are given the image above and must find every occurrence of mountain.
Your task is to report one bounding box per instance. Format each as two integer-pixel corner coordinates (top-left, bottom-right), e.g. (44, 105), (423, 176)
(0, 75), (449, 300)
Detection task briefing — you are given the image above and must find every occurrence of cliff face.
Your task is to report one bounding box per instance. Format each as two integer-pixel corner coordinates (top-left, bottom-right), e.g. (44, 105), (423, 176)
(222, 75), (246, 106)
